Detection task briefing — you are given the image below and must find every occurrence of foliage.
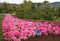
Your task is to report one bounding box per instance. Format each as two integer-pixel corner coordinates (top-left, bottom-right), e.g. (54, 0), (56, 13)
(0, 15), (4, 41)
(0, 2), (16, 13)
(15, 1), (59, 21)
(0, 1), (60, 21)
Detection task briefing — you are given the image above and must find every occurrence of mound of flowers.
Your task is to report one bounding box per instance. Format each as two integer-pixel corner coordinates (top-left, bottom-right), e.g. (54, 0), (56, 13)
(2, 14), (60, 41)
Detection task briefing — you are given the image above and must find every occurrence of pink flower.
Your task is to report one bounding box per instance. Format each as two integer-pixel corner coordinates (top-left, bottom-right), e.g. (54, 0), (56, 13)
(11, 37), (18, 41)
(2, 14), (60, 41)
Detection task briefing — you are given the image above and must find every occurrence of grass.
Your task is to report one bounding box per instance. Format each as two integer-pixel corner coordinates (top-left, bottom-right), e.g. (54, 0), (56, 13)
(0, 15), (4, 41)
(55, 17), (60, 22)
(29, 18), (60, 22)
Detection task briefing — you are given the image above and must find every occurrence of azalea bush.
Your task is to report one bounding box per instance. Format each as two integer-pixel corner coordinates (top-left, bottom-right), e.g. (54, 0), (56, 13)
(2, 14), (60, 41)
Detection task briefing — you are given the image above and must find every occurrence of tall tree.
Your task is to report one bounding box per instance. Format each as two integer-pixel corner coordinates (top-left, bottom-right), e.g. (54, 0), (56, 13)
(0, 2), (15, 13)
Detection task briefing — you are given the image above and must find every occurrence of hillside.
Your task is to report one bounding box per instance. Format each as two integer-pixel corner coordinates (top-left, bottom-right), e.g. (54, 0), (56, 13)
(0, 2), (60, 7)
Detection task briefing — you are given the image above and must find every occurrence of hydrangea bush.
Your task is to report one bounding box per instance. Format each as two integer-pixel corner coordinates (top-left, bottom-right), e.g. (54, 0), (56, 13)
(2, 14), (60, 41)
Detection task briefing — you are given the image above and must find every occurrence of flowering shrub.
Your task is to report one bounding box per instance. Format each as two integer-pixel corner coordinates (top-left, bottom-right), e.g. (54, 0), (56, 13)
(2, 14), (60, 41)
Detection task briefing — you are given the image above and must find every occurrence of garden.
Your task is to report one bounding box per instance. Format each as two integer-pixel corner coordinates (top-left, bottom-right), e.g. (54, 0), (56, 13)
(0, 0), (60, 41)
(0, 14), (60, 41)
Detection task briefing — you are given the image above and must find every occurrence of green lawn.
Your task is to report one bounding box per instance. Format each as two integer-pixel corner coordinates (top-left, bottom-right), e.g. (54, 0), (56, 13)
(55, 17), (60, 22)
(0, 15), (4, 41)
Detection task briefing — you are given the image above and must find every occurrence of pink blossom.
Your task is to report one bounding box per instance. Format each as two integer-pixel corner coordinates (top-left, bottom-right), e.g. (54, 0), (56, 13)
(2, 14), (60, 41)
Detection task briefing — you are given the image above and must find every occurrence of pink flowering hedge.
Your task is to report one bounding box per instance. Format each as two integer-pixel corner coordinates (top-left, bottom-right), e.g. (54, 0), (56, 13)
(2, 14), (60, 41)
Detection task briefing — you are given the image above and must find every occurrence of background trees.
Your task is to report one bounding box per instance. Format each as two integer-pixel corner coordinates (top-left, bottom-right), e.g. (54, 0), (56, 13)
(0, 1), (60, 21)
(0, 2), (16, 13)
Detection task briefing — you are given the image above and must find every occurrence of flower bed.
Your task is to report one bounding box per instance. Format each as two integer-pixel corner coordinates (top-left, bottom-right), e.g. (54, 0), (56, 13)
(2, 14), (60, 41)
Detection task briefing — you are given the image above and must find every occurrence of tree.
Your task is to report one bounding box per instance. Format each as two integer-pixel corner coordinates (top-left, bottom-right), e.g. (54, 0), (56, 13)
(16, 1), (34, 19)
(0, 2), (15, 13)
(42, 1), (55, 20)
